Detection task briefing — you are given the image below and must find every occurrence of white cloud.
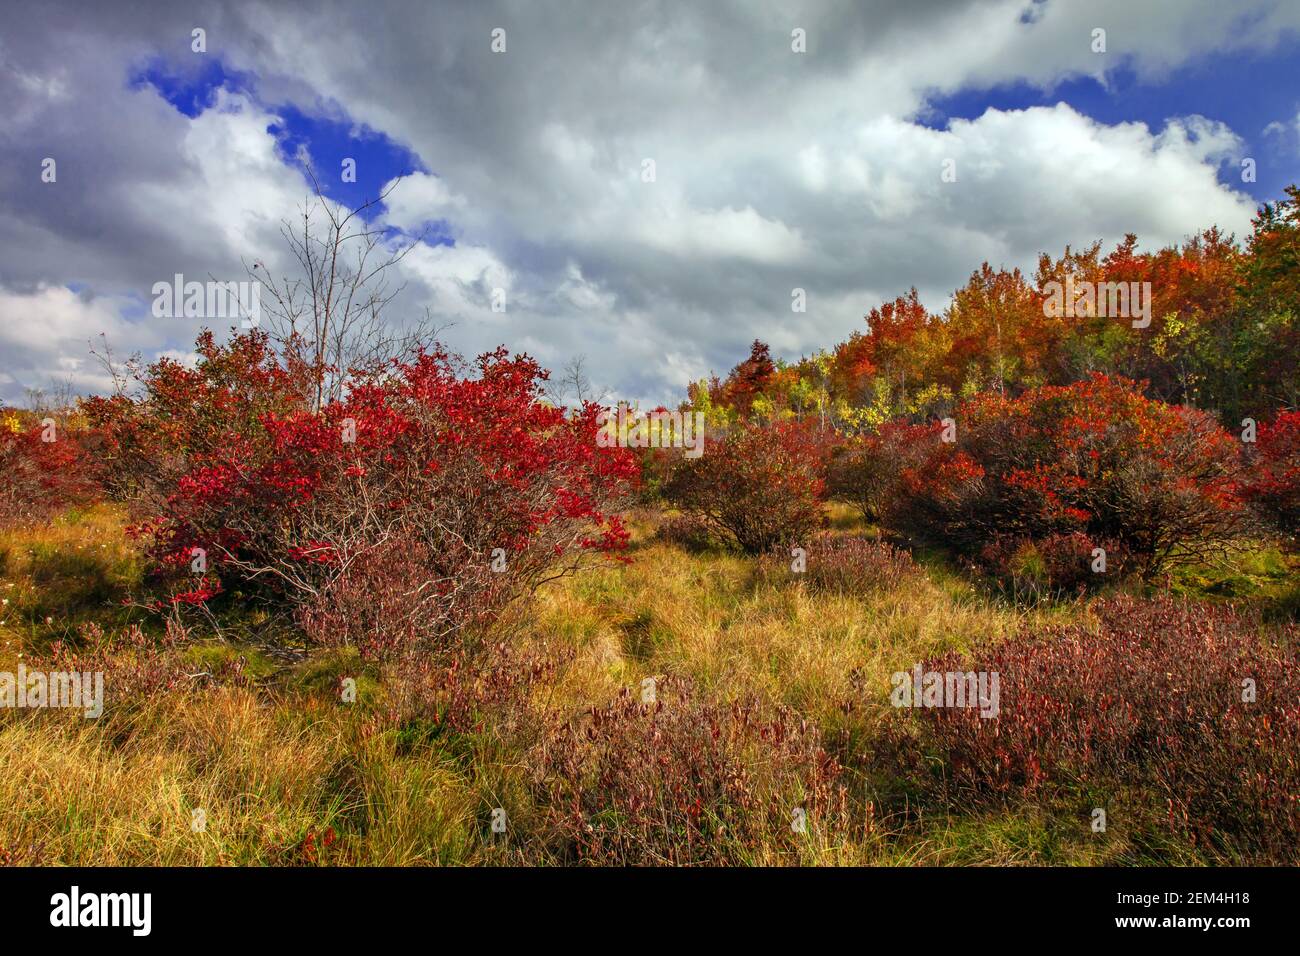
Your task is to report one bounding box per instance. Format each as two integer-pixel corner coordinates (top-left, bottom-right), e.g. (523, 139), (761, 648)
(380, 171), (467, 234)
(123, 89), (315, 261)
(0, 0), (1293, 405)
(0, 284), (160, 396)
(400, 241), (514, 323)
(627, 202), (812, 265)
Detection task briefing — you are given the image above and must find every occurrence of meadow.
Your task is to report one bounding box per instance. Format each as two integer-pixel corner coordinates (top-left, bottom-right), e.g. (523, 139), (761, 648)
(1, 498), (1295, 867)
(2, 185), (1298, 868)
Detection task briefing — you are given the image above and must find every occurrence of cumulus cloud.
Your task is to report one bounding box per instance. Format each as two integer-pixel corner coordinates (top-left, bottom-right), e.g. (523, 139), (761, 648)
(380, 171), (467, 234)
(0, 285), (159, 397)
(0, 0), (1291, 404)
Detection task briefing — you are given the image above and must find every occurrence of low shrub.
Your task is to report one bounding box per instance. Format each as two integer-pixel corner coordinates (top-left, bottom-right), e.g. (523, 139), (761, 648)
(757, 533), (917, 597)
(663, 421), (825, 554)
(378, 641), (563, 748)
(653, 514), (716, 553)
(0, 416), (101, 528)
(974, 532), (1127, 597)
(8, 621), (249, 724)
(377, 651), (850, 865)
(885, 596), (1300, 862)
(535, 675), (849, 865)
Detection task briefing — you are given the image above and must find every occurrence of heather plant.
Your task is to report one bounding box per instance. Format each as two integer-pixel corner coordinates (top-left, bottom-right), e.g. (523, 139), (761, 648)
(885, 597), (1300, 862)
(757, 533), (918, 597)
(378, 641), (564, 747)
(378, 649), (851, 866)
(534, 675), (849, 865)
(653, 513), (716, 553)
(8, 620), (248, 726)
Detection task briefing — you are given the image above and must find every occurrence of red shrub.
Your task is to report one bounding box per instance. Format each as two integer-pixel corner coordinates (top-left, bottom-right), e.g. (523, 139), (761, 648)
(663, 422), (825, 554)
(1245, 409), (1300, 547)
(83, 330), (307, 514)
(824, 421), (928, 523)
(88, 331), (638, 657)
(0, 417), (101, 527)
(884, 375), (1249, 578)
(975, 531), (1127, 597)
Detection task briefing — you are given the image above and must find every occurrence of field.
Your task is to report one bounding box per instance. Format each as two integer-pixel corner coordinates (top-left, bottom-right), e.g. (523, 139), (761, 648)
(2, 168), (1297, 874)
(2, 501), (1296, 867)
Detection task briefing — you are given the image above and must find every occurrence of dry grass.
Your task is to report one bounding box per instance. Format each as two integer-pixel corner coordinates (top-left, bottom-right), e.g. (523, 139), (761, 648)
(0, 504), (1271, 865)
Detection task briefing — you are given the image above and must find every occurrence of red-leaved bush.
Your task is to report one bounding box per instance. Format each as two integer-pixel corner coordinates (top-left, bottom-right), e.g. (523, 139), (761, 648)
(0, 416), (101, 527)
(86, 331), (638, 657)
(1244, 409), (1300, 548)
(663, 422), (825, 554)
(83, 331), (308, 514)
(975, 531), (1128, 598)
(885, 597), (1300, 862)
(884, 374), (1250, 579)
(824, 421), (929, 523)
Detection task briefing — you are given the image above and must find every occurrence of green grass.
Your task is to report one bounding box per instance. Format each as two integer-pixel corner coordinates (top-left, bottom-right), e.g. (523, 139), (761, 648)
(1167, 543), (1300, 618)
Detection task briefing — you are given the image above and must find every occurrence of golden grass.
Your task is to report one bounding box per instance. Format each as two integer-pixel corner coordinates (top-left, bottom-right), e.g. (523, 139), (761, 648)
(525, 531), (1068, 733)
(0, 690), (483, 865)
(0, 503), (141, 649)
(0, 505), (1189, 866)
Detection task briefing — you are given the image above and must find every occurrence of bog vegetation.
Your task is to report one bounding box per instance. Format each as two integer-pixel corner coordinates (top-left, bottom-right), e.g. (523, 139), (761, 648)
(0, 186), (1297, 865)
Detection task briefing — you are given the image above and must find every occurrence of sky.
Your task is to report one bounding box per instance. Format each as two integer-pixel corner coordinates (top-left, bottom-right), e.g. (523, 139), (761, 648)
(1, 0), (1299, 406)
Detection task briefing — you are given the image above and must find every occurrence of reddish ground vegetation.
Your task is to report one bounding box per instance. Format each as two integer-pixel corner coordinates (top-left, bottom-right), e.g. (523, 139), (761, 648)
(884, 597), (1300, 862)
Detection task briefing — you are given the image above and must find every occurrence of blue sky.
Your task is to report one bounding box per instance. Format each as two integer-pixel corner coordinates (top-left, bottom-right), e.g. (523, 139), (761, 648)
(920, 40), (1300, 205)
(129, 55), (452, 237)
